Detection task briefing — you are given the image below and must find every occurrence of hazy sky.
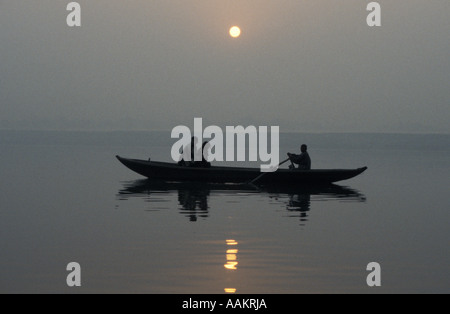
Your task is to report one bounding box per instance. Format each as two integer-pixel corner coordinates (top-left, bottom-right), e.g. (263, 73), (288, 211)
(0, 0), (449, 133)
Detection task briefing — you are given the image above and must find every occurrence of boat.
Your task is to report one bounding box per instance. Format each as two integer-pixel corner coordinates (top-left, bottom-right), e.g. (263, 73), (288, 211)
(116, 155), (367, 185)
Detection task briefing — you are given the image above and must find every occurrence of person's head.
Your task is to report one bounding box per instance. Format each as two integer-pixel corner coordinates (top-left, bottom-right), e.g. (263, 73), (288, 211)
(301, 144), (307, 153)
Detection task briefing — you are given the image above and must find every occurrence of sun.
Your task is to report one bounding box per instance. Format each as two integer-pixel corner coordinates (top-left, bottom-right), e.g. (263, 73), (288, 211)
(229, 26), (241, 38)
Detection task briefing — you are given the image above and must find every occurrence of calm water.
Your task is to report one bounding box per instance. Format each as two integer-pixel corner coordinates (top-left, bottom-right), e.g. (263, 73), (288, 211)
(0, 131), (449, 293)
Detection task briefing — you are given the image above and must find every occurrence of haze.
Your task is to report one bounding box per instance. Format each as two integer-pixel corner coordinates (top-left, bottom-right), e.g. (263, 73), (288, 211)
(0, 0), (449, 133)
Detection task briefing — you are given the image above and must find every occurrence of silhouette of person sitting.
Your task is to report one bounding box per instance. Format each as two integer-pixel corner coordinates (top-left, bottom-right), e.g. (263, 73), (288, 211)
(288, 144), (311, 170)
(195, 141), (211, 168)
(178, 136), (199, 167)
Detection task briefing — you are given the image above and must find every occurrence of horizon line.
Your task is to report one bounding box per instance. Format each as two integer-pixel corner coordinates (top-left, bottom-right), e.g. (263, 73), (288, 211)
(0, 128), (449, 136)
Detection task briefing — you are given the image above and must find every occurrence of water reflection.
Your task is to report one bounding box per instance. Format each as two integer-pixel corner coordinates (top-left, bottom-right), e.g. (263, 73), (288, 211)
(117, 180), (366, 224)
(224, 239), (239, 270)
(287, 194), (311, 223)
(224, 288), (237, 294)
(278, 185), (367, 224)
(177, 189), (209, 222)
(224, 239), (239, 294)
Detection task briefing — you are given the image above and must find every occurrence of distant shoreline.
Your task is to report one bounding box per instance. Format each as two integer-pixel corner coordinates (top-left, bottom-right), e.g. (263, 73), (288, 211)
(0, 129), (449, 136)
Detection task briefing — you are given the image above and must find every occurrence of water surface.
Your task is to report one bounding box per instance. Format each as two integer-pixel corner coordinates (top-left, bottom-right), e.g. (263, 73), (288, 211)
(0, 131), (448, 293)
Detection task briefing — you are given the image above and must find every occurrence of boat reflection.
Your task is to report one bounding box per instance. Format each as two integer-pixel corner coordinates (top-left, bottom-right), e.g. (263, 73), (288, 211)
(177, 188), (209, 222)
(117, 180), (366, 223)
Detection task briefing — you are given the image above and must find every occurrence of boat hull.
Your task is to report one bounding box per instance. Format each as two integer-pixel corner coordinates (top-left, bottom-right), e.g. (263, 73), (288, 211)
(116, 156), (367, 185)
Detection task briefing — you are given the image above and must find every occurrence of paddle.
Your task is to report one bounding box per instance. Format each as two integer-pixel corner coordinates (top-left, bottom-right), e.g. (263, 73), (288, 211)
(248, 157), (291, 185)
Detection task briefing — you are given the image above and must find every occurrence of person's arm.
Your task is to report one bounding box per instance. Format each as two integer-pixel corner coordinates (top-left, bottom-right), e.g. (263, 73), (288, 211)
(288, 153), (302, 165)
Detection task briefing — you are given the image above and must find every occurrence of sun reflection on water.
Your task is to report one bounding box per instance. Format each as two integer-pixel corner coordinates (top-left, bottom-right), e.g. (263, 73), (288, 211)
(224, 288), (237, 293)
(224, 239), (239, 293)
(224, 239), (239, 270)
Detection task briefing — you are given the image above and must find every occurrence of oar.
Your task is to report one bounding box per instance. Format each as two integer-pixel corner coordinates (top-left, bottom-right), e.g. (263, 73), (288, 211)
(248, 157), (291, 185)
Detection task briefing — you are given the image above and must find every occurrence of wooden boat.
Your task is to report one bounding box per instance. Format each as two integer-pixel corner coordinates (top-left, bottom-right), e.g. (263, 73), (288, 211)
(116, 156), (367, 185)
